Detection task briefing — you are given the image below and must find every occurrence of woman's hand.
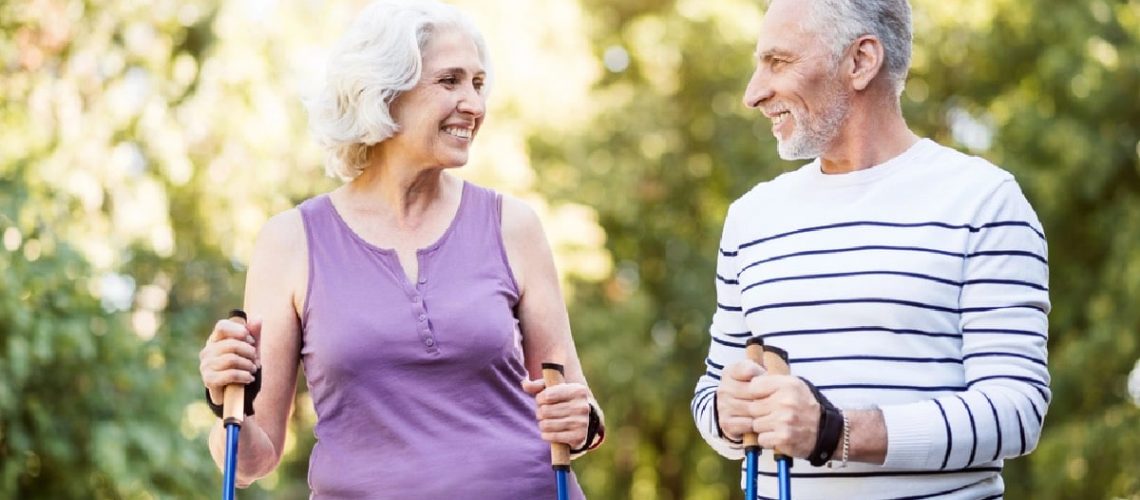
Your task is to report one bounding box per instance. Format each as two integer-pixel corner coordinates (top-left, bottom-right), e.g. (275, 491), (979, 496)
(522, 379), (591, 449)
(199, 316), (261, 406)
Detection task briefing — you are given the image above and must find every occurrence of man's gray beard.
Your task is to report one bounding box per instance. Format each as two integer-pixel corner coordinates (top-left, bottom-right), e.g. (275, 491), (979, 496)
(776, 90), (851, 161)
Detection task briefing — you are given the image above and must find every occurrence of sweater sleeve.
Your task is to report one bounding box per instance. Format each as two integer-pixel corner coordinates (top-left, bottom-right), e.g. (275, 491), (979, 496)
(881, 178), (1051, 469)
(692, 203), (750, 460)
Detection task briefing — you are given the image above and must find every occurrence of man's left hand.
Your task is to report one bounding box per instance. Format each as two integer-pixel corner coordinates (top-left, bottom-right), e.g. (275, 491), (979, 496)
(747, 374), (821, 458)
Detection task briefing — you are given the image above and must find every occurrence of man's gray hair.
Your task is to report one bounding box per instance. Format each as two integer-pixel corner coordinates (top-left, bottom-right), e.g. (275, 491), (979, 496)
(304, 0), (493, 181)
(805, 0), (912, 97)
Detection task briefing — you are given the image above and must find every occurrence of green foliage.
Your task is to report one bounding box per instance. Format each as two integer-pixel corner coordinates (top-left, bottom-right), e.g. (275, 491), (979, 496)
(1, 0), (325, 497)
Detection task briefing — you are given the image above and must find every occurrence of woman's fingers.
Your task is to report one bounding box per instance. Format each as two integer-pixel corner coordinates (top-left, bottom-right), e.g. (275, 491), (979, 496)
(208, 318), (254, 344)
(529, 381), (591, 446)
(199, 318), (260, 400)
(535, 382), (588, 405)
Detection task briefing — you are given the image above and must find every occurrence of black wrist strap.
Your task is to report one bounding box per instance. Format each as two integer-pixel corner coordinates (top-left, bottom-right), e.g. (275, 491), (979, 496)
(206, 367), (262, 418)
(570, 403), (601, 454)
(801, 376), (843, 466)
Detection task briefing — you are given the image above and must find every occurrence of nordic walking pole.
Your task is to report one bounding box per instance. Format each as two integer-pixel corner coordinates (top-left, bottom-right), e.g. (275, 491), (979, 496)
(221, 309), (248, 500)
(541, 362), (571, 500)
(762, 344), (794, 500)
(743, 337), (765, 500)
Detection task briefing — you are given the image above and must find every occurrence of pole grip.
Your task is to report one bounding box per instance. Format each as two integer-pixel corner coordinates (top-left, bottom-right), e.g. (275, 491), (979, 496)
(541, 362), (571, 468)
(743, 337), (765, 448)
(762, 344), (792, 459)
(222, 309), (248, 425)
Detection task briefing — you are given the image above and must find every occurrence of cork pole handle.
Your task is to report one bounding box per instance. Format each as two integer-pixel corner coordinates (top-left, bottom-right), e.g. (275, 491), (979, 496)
(762, 344), (793, 457)
(222, 309), (248, 425)
(743, 338), (766, 448)
(541, 362), (571, 469)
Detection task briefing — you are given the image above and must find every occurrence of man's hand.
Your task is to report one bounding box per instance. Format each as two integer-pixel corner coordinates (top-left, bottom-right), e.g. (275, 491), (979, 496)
(747, 374), (821, 458)
(715, 360), (765, 441)
(716, 360), (822, 458)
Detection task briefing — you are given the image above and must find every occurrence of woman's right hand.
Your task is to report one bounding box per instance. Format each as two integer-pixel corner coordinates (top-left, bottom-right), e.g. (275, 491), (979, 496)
(199, 317), (261, 406)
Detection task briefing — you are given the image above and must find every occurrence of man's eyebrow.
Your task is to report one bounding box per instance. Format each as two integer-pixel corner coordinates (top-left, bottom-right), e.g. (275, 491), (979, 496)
(754, 48), (793, 61)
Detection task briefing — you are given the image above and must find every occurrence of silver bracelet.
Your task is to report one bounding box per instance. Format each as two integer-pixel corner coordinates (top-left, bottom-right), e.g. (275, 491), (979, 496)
(828, 410), (850, 469)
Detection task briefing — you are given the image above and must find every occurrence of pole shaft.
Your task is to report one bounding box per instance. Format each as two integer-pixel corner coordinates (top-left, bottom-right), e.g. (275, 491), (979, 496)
(221, 310), (248, 500)
(222, 423), (240, 500)
(542, 362), (571, 500)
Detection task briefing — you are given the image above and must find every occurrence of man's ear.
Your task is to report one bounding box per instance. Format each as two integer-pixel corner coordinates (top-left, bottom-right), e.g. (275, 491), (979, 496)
(848, 35), (886, 91)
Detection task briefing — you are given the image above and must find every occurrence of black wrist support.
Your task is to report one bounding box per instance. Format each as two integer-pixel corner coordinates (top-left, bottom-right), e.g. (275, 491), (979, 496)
(205, 367), (261, 418)
(801, 376), (843, 466)
(570, 403), (601, 454)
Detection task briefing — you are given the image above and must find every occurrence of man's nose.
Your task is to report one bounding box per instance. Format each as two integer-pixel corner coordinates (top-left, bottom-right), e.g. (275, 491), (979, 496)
(743, 67), (772, 109)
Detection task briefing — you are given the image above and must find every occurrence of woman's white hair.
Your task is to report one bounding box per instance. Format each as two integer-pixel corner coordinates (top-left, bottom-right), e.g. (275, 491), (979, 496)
(305, 0), (493, 181)
(805, 0), (912, 97)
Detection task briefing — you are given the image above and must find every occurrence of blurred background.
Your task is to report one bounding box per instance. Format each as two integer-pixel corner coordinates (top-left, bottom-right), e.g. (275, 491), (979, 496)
(2, 0), (1139, 498)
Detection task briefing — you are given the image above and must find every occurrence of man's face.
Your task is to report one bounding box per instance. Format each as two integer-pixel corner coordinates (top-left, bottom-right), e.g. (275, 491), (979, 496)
(743, 0), (852, 160)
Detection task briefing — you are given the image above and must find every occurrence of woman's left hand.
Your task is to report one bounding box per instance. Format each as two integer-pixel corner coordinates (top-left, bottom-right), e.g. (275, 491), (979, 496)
(522, 379), (591, 448)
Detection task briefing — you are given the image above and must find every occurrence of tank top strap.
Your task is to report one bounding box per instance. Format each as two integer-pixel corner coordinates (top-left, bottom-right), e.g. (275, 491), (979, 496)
(435, 181), (520, 300)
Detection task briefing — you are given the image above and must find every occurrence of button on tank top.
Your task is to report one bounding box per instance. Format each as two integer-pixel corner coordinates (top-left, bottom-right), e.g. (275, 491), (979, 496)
(297, 181), (584, 498)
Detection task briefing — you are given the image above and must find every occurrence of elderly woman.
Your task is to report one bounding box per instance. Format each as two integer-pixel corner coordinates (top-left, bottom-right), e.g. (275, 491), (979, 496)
(196, 1), (602, 497)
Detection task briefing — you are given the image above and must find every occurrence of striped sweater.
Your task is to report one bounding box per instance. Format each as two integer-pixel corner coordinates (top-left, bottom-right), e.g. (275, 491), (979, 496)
(692, 139), (1050, 499)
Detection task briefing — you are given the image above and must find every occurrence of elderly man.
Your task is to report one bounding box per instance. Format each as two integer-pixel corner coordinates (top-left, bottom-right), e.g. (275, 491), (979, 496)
(691, 0), (1050, 498)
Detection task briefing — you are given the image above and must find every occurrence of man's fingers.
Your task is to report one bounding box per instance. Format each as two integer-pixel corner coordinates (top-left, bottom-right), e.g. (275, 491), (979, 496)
(726, 360), (766, 381)
(747, 374), (797, 399)
(720, 416), (754, 438)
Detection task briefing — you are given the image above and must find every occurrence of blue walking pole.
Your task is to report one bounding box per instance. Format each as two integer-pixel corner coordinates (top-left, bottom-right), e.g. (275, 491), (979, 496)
(221, 309), (248, 500)
(744, 337), (794, 500)
(762, 344), (793, 500)
(541, 363), (571, 500)
(743, 337), (765, 500)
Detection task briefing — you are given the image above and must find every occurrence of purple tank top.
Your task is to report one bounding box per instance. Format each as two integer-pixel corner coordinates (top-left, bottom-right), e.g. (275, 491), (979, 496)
(297, 181), (584, 499)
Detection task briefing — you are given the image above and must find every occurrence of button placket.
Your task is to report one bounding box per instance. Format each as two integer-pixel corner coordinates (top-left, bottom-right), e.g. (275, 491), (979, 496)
(413, 252), (435, 351)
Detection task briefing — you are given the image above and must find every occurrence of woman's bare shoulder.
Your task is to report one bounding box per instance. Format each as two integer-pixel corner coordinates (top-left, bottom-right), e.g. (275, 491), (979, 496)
(499, 192), (544, 242)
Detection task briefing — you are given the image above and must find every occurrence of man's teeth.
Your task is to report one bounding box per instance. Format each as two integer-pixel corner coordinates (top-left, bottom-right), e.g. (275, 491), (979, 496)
(445, 127), (472, 139)
(772, 112), (789, 125)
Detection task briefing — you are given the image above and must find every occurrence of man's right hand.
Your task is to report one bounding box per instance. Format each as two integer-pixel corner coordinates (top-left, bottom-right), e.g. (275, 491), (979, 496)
(715, 359), (766, 441)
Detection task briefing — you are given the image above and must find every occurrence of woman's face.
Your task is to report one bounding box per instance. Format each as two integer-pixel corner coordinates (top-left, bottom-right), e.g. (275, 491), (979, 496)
(386, 27), (486, 170)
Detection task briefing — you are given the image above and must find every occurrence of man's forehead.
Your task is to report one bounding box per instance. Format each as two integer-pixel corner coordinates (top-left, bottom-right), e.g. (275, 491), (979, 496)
(754, 0), (814, 55)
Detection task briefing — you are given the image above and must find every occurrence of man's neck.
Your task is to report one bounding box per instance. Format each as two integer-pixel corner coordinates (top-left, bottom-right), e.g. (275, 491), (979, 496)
(819, 97), (920, 175)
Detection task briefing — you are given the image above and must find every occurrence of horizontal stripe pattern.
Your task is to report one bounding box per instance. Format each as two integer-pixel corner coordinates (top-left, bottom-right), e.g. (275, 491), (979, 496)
(693, 140), (1048, 499)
